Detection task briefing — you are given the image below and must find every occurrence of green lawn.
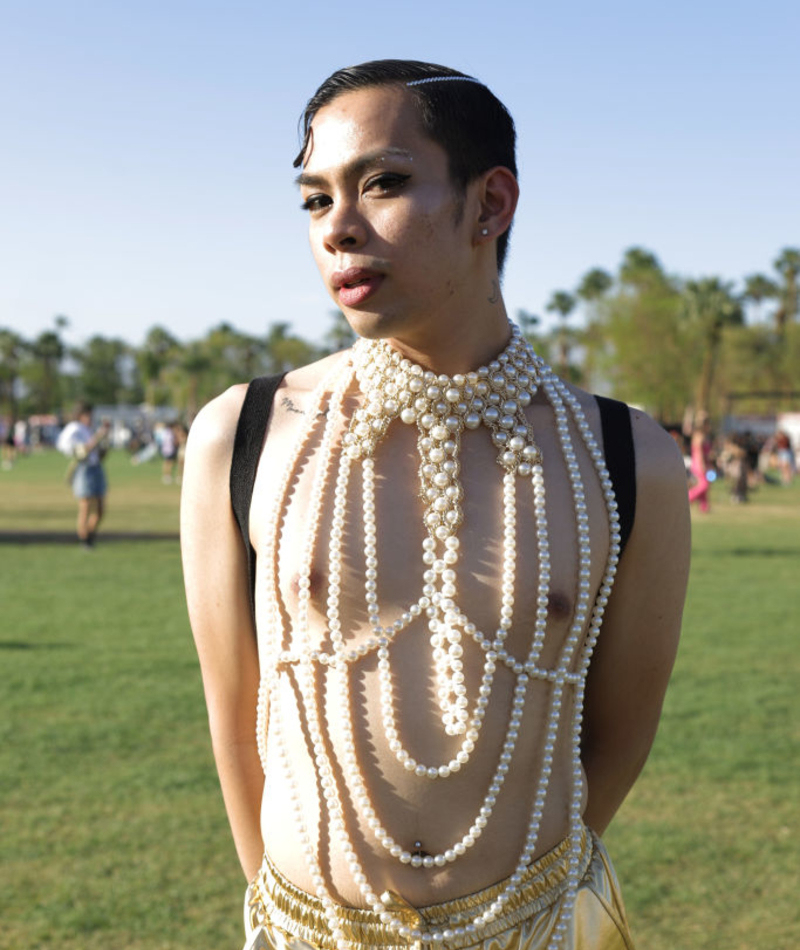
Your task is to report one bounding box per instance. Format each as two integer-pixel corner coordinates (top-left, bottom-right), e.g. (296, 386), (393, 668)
(1, 451), (798, 949)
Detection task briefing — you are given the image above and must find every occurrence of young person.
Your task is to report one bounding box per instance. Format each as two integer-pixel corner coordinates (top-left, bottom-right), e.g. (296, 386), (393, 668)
(181, 60), (691, 950)
(57, 402), (111, 548)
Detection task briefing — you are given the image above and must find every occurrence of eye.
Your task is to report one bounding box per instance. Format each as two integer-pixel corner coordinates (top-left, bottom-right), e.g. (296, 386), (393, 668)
(365, 173), (411, 195)
(300, 193), (332, 213)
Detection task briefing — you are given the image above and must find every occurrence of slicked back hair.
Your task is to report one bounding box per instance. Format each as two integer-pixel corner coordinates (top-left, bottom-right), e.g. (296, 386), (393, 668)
(295, 59), (517, 275)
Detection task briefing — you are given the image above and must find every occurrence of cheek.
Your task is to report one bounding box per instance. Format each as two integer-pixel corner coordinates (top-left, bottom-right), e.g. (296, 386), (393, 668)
(377, 212), (435, 247)
(378, 185), (457, 241)
(308, 225), (329, 268)
(377, 204), (456, 255)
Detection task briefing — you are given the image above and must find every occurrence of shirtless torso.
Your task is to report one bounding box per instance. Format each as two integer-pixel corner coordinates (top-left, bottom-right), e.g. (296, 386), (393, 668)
(183, 348), (689, 908)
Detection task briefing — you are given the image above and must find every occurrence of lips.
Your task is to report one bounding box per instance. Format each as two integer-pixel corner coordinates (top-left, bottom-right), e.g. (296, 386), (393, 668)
(332, 267), (385, 307)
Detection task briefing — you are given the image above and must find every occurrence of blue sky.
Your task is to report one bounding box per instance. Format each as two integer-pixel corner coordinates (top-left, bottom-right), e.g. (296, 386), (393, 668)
(1, 0), (797, 352)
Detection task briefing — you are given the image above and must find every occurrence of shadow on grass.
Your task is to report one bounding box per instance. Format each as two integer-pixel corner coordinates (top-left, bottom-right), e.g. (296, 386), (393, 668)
(0, 641), (76, 650)
(0, 531), (179, 545)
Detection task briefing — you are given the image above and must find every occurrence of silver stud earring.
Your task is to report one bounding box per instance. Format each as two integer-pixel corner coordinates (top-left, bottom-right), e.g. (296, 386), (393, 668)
(481, 228), (489, 236)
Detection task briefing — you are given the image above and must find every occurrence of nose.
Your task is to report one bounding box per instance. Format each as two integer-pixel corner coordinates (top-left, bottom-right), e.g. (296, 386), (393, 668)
(321, 199), (367, 254)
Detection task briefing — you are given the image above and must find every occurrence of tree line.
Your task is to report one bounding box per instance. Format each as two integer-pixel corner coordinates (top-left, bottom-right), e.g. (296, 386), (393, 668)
(1, 245), (798, 425)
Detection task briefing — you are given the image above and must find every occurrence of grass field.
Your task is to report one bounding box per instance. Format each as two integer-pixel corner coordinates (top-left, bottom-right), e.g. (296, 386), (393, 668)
(1, 450), (798, 949)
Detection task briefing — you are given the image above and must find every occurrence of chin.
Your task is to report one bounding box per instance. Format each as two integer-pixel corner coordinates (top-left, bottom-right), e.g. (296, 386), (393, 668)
(344, 310), (410, 342)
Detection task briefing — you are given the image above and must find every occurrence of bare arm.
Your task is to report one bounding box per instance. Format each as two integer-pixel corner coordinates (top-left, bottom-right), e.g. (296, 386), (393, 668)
(581, 410), (691, 835)
(180, 385), (265, 880)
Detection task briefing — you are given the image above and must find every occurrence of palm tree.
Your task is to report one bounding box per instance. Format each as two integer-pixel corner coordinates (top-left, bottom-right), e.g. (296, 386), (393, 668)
(515, 309), (548, 360)
(516, 308), (542, 341)
(0, 328), (26, 419)
(176, 341), (212, 419)
(545, 291), (576, 374)
(138, 326), (179, 405)
(28, 329), (66, 412)
(72, 335), (130, 405)
(773, 247), (800, 336)
(684, 278), (743, 414)
(742, 273), (779, 323)
(619, 247), (664, 289)
(577, 268), (613, 302)
(203, 322), (266, 385)
(265, 322), (318, 374)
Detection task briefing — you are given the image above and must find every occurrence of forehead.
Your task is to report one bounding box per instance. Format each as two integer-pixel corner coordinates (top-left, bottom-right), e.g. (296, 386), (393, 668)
(302, 85), (440, 175)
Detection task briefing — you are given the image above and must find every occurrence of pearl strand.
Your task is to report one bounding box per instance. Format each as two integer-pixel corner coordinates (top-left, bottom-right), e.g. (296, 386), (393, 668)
(256, 358), (353, 773)
(376, 634), (495, 780)
(463, 358), (606, 940)
(537, 372), (592, 949)
(325, 447), (354, 658)
(360, 457), (432, 639)
(441, 391), (585, 939)
(269, 671), (387, 950)
(295, 369), (356, 655)
(368, 470), (522, 777)
(537, 372), (621, 950)
(334, 651), (531, 873)
(525, 463), (551, 666)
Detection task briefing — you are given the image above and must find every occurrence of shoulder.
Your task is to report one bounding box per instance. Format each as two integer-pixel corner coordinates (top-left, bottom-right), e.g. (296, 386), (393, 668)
(627, 405), (688, 498)
(560, 385), (680, 467)
(565, 383), (688, 521)
(258, 351), (352, 435)
(566, 383), (685, 489)
(185, 383), (250, 467)
(186, 351), (350, 461)
(615, 405), (690, 560)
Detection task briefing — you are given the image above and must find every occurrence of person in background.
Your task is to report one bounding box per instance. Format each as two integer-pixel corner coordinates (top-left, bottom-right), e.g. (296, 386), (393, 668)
(159, 420), (178, 484)
(173, 422), (189, 484)
(688, 413), (713, 513)
(773, 431), (795, 485)
(720, 434), (748, 504)
(56, 402), (111, 549)
(2, 417), (17, 470)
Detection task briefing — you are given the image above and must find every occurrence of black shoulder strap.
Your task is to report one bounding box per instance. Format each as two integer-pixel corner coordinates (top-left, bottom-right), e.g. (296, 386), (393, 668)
(230, 374), (286, 623)
(595, 395), (637, 556)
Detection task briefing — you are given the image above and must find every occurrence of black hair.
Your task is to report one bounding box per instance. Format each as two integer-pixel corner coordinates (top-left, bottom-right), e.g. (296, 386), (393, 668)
(295, 59), (517, 274)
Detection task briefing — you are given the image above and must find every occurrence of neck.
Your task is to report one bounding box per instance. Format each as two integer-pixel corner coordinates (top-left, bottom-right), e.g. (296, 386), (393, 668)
(384, 305), (512, 377)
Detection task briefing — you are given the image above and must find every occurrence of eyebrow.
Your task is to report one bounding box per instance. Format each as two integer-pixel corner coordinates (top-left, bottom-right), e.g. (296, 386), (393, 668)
(295, 148), (414, 188)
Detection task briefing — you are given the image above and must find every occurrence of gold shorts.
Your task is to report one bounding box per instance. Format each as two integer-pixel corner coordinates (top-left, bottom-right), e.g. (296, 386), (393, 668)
(243, 825), (635, 950)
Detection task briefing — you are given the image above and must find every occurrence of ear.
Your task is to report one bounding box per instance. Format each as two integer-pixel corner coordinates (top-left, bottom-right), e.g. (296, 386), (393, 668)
(473, 166), (519, 245)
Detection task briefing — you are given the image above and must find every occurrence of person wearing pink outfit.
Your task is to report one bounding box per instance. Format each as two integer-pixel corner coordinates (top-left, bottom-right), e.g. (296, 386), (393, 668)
(688, 415), (713, 512)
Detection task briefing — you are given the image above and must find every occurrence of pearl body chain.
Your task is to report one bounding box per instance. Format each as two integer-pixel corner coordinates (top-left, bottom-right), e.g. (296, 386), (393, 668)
(254, 325), (621, 950)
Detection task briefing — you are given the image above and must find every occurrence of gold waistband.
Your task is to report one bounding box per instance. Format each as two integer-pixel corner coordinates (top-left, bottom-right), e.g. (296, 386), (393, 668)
(247, 825), (593, 950)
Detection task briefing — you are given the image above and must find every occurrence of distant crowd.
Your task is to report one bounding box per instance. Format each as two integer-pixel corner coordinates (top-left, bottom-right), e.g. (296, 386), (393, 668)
(668, 420), (797, 511)
(1, 412), (189, 484)
(3, 409), (797, 504)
